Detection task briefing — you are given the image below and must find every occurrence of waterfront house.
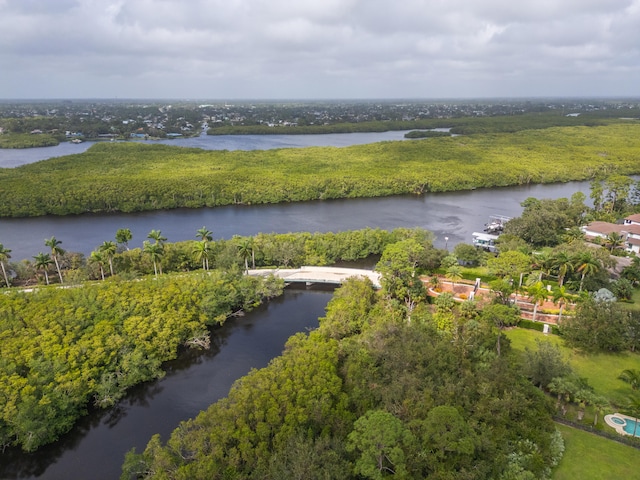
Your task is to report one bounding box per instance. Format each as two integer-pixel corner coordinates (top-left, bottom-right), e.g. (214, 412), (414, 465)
(581, 215), (640, 254)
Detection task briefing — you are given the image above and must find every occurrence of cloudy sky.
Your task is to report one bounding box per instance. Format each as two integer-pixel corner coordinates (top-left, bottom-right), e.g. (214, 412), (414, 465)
(1, 0), (639, 99)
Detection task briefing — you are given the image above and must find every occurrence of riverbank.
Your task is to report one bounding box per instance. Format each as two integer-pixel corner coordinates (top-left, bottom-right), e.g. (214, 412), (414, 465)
(1, 124), (640, 217)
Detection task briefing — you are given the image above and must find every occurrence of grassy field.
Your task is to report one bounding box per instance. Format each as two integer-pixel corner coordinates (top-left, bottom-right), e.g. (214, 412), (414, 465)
(505, 328), (640, 406)
(506, 329), (640, 478)
(622, 289), (640, 312)
(552, 424), (639, 480)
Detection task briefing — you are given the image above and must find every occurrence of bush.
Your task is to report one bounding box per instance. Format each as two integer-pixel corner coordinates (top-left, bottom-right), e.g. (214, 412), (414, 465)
(518, 319), (560, 335)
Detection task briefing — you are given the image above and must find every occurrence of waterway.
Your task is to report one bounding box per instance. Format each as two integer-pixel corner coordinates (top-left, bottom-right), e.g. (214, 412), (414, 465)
(1, 181), (594, 262)
(0, 285), (333, 480)
(0, 129), (415, 168)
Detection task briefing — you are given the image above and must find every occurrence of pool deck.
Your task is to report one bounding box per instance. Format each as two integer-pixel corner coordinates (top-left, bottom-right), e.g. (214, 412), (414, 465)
(605, 413), (640, 437)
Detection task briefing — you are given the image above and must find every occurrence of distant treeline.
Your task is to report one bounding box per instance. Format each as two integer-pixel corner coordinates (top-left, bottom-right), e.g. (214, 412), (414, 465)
(404, 130), (452, 138)
(1, 124), (640, 217)
(208, 111), (623, 136)
(0, 133), (60, 149)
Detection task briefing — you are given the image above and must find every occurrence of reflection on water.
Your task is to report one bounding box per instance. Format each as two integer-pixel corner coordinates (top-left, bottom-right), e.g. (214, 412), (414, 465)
(0, 181), (599, 262)
(0, 286), (333, 480)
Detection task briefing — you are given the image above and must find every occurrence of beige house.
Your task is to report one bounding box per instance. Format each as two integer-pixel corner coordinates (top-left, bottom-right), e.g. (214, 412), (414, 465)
(581, 214), (640, 254)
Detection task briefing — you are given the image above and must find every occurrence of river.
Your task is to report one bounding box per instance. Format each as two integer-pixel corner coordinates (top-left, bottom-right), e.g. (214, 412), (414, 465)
(0, 285), (333, 480)
(0, 181), (594, 262)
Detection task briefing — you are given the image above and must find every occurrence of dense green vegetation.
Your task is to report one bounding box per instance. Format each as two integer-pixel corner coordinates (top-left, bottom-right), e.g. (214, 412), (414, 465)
(0, 228), (435, 453)
(4, 227), (431, 285)
(2, 123), (640, 217)
(207, 111), (623, 136)
(122, 278), (563, 479)
(0, 133), (59, 149)
(0, 272), (284, 452)
(506, 329), (640, 408)
(404, 130), (452, 138)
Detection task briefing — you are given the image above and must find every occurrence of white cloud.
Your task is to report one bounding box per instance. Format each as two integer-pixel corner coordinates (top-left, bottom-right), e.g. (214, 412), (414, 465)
(0, 0), (638, 98)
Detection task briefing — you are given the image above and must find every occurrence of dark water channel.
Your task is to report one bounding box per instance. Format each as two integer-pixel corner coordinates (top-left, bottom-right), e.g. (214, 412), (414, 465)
(0, 181), (596, 263)
(0, 285), (333, 480)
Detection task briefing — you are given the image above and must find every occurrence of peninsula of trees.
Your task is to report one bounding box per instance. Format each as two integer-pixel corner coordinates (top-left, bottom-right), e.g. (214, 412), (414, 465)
(1, 123), (640, 217)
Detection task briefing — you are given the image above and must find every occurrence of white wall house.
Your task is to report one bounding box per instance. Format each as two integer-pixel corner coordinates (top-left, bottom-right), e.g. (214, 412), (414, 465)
(581, 214), (640, 254)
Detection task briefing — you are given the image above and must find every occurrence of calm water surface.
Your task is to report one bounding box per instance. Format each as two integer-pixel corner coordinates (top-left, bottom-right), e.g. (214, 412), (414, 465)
(0, 130), (414, 167)
(0, 286), (332, 480)
(1, 181), (594, 262)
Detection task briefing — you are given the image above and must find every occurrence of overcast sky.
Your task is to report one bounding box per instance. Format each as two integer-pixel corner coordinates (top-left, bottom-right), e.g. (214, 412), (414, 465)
(1, 0), (639, 99)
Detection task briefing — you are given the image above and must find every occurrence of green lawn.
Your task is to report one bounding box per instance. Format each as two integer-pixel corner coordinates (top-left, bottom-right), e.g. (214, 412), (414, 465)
(505, 328), (640, 406)
(553, 424), (640, 480)
(621, 288), (640, 312)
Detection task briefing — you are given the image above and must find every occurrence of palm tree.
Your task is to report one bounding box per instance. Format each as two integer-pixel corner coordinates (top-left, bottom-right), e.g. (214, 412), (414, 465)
(237, 237), (255, 273)
(0, 243), (12, 287)
(44, 236), (65, 284)
(548, 377), (575, 416)
(147, 229), (167, 245)
(192, 240), (210, 271)
(196, 226), (213, 243)
(619, 369), (640, 390)
(99, 241), (117, 276)
(531, 251), (554, 282)
(115, 228), (132, 251)
(527, 281), (549, 322)
(196, 227), (213, 270)
(446, 265), (463, 285)
(622, 394), (640, 438)
(605, 231), (626, 252)
(591, 395), (610, 427)
(89, 250), (106, 281)
(574, 252), (600, 292)
(552, 285), (573, 323)
(552, 251), (573, 288)
(143, 240), (164, 278)
(33, 252), (52, 285)
(561, 226), (585, 243)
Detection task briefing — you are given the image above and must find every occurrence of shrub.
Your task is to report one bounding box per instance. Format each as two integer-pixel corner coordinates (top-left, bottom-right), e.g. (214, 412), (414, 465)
(518, 319), (560, 335)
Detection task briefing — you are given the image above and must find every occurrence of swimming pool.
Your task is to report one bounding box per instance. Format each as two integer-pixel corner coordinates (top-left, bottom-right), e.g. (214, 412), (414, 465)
(605, 413), (640, 437)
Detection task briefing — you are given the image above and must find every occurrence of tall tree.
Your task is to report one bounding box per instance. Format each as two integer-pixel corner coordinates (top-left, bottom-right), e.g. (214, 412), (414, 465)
(552, 251), (573, 288)
(574, 252), (601, 292)
(195, 227), (213, 270)
(605, 231), (626, 253)
(552, 285), (573, 323)
(143, 241), (164, 278)
(526, 281), (549, 323)
(196, 226), (213, 243)
(524, 339), (572, 389)
(237, 237), (255, 273)
(604, 174), (634, 213)
(486, 250), (531, 282)
(446, 265), (463, 290)
(89, 250), (106, 280)
(33, 252), (52, 285)
(192, 240), (210, 271)
(99, 241), (117, 276)
(147, 230), (167, 245)
(346, 409), (412, 479)
(115, 228), (132, 251)
(0, 243), (11, 287)
(44, 236), (65, 284)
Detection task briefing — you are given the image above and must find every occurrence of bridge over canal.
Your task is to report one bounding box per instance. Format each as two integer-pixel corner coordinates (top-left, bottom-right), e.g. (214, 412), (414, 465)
(247, 266), (382, 289)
